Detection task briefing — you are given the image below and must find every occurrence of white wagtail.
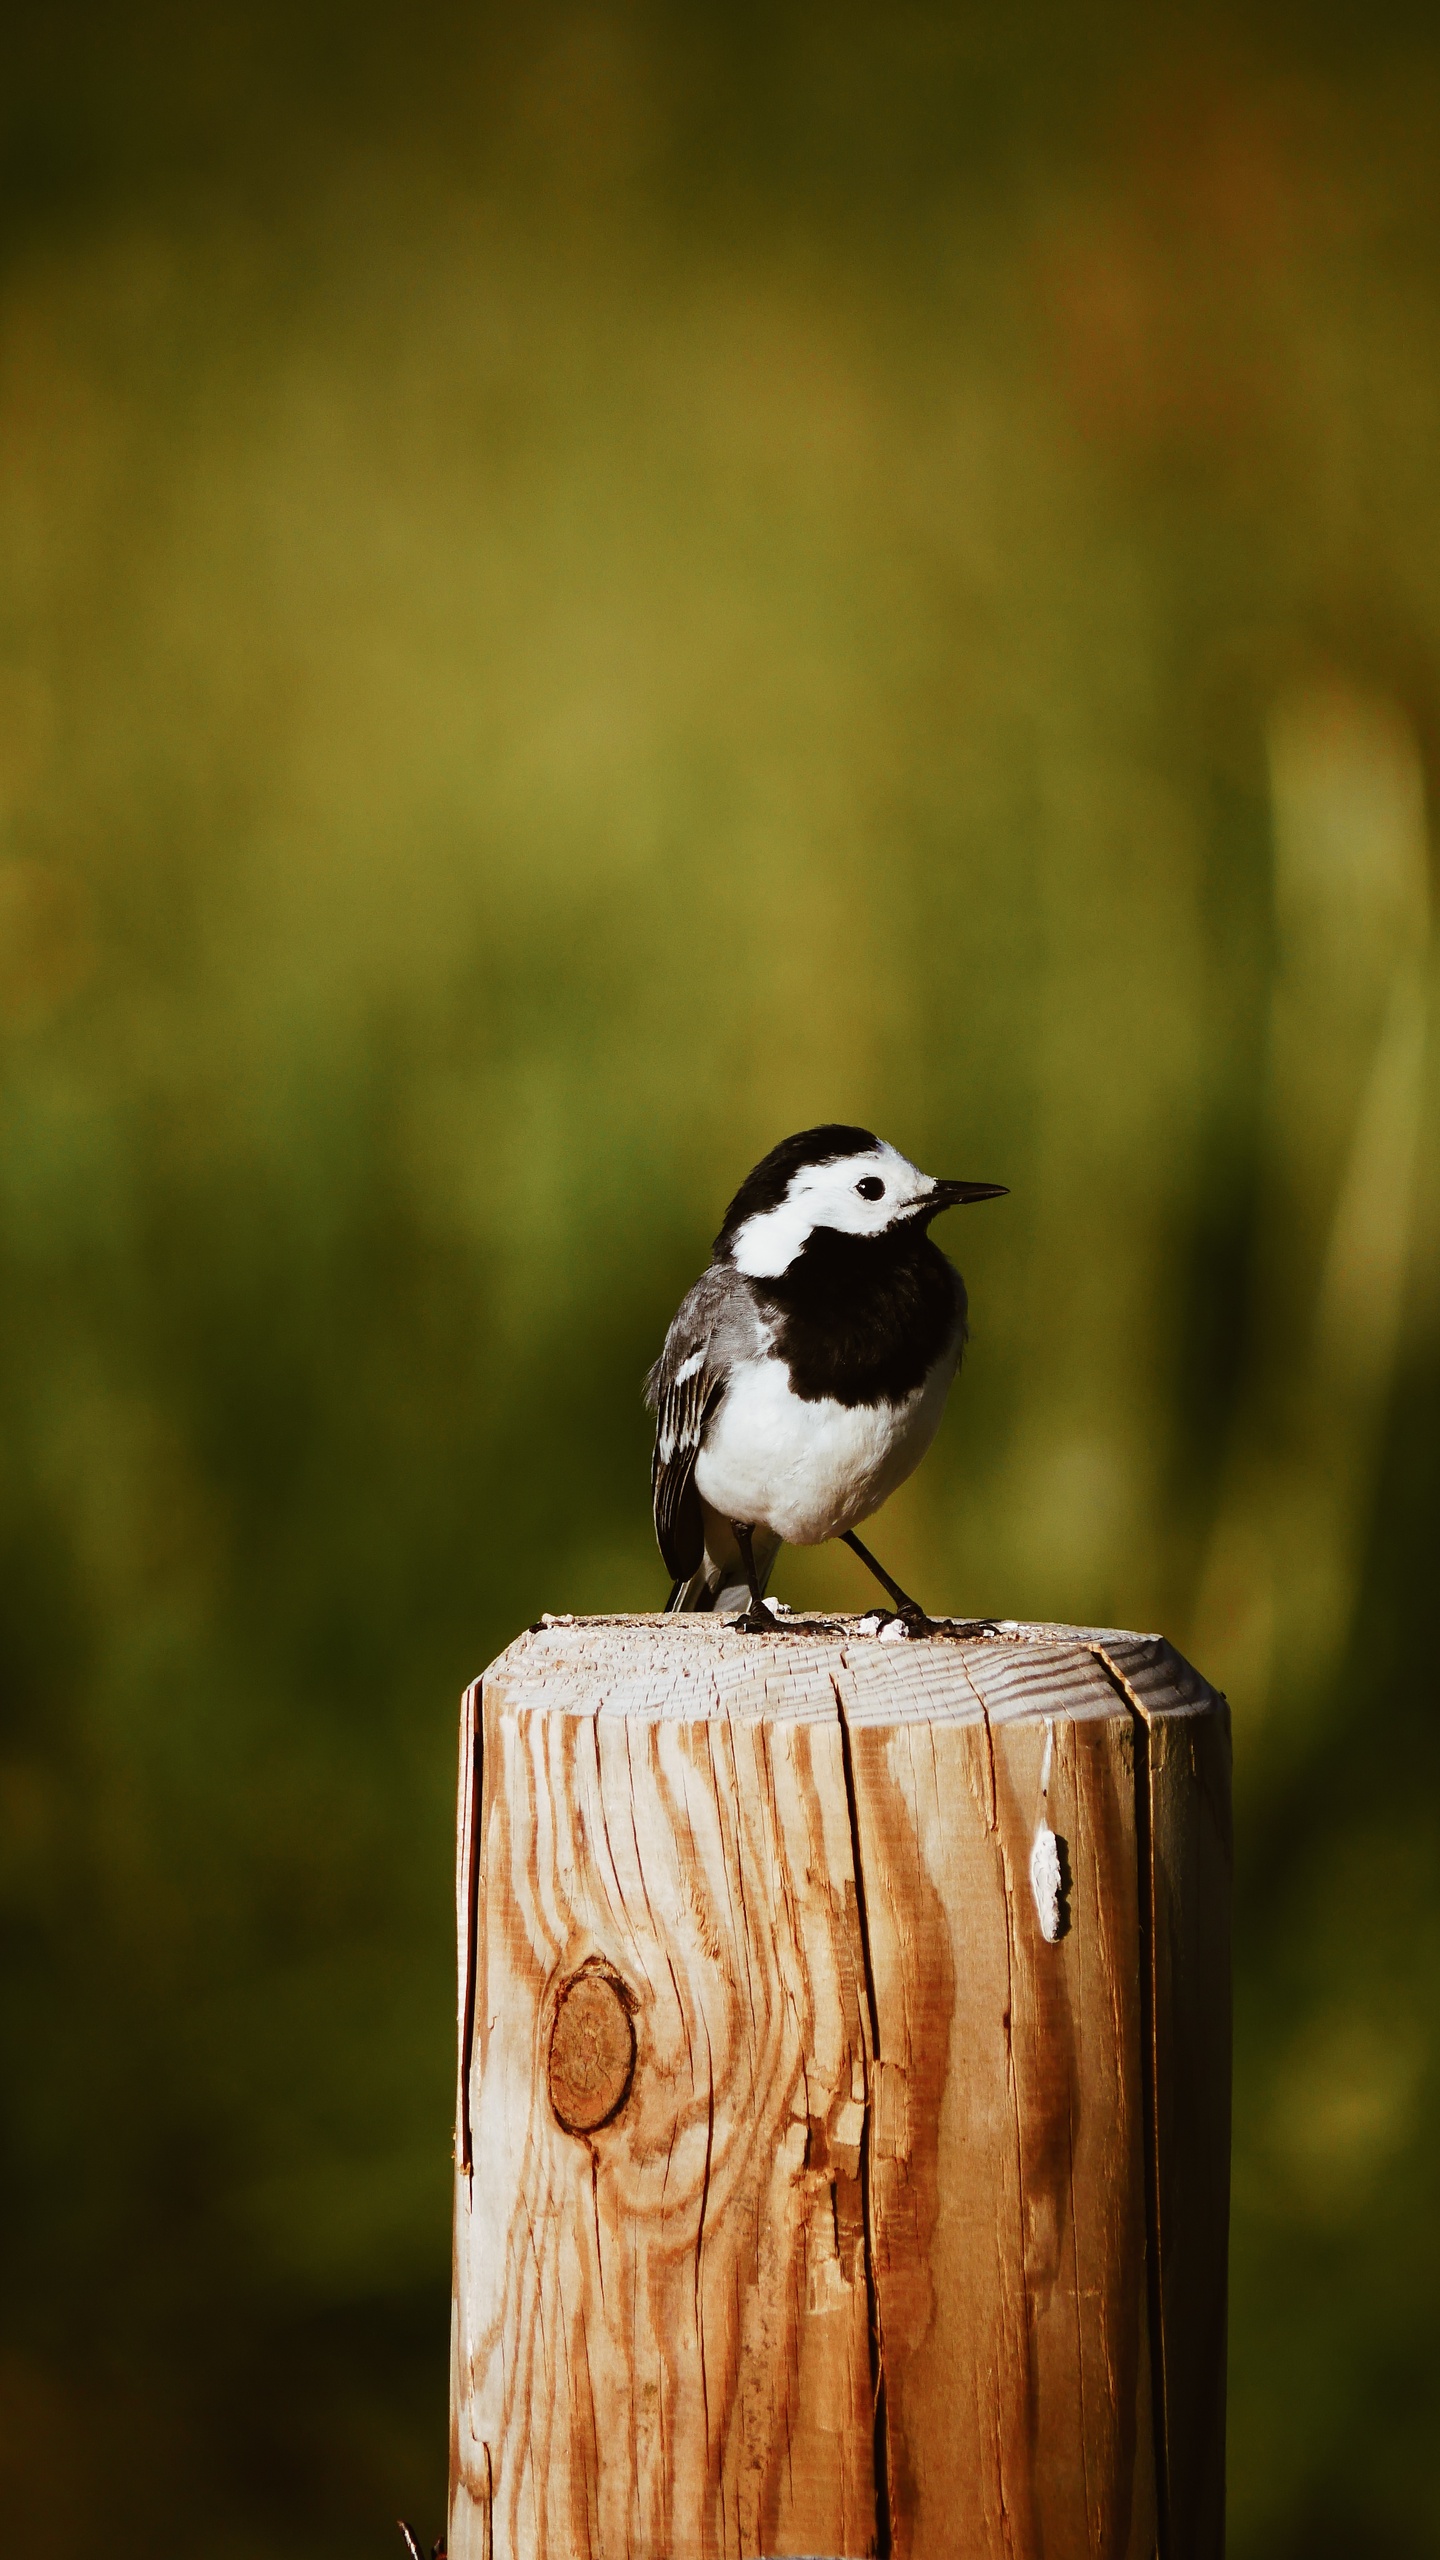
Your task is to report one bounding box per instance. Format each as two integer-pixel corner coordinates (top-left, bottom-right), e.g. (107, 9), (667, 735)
(646, 1125), (1007, 1629)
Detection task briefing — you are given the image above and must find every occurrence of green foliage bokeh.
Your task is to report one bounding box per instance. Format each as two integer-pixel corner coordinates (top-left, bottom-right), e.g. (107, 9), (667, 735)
(2, 6), (1438, 2553)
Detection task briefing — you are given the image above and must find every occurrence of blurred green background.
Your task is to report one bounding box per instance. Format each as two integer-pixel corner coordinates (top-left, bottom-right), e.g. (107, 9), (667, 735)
(2, 3), (1438, 2552)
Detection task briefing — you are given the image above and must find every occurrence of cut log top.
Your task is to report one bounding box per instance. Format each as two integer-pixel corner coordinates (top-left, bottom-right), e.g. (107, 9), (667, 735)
(476, 1607), (1225, 1738)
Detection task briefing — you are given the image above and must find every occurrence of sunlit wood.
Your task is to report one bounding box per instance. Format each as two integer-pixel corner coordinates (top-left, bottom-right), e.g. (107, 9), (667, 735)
(449, 1614), (1230, 2560)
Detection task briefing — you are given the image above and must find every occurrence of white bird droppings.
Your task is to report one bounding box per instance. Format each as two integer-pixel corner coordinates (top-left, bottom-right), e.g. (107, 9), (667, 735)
(1030, 1823), (1064, 1943)
(1031, 1717), (1067, 1940)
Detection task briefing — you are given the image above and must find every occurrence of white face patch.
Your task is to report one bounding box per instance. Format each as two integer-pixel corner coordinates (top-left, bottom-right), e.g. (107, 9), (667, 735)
(730, 1142), (939, 1279)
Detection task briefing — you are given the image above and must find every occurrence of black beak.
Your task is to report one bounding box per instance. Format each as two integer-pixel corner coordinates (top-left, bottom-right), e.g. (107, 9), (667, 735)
(925, 1178), (1009, 1214)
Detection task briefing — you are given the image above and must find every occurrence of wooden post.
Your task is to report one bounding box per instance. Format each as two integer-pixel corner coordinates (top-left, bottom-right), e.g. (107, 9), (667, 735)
(449, 1614), (1230, 2560)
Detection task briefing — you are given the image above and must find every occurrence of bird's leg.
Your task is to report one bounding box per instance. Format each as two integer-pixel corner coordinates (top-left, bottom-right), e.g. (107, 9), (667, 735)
(841, 1530), (933, 1632)
(732, 1521), (777, 1632)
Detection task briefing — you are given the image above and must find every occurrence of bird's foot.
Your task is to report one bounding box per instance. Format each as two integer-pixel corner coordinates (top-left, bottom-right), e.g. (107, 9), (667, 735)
(857, 1605), (929, 1639)
(859, 1604), (956, 1639)
(738, 1600), (778, 1633)
(868, 1608), (1001, 1640)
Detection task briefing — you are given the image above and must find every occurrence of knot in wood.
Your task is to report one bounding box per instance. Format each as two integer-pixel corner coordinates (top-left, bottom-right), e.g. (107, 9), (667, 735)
(548, 1965), (636, 2136)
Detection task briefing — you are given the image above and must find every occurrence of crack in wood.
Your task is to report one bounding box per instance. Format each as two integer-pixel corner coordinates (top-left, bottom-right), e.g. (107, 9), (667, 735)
(1088, 1643), (1173, 2560)
(459, 1680), (484, 2178)
(833, 1677), (892, 2560)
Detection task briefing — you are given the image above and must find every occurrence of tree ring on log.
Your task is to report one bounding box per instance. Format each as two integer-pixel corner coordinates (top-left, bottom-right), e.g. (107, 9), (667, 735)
(547, 1963), (637, 2136)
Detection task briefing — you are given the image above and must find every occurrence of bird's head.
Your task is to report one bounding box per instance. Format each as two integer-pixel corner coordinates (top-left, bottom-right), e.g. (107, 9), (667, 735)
(715, 1124), (1006, 1279)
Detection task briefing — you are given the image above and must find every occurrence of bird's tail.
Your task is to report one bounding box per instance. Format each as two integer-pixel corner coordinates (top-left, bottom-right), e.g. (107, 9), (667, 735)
(665, 1568), (715, 1612)
(665, 1525), (780, 1615)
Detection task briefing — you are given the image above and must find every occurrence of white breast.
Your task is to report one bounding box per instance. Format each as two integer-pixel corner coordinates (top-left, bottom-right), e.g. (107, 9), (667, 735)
(693, 1350), (959, 1548)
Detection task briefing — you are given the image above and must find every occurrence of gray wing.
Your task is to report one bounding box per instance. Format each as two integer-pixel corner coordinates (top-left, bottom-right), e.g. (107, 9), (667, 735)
(644, 1263), (764, 1581)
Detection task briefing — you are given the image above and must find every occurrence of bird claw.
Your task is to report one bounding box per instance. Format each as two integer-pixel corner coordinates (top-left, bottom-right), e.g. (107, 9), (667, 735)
(738, 1602), (778, 1633)
(887, 1610), (998, 1640)
(867, 1605), (938, 1640)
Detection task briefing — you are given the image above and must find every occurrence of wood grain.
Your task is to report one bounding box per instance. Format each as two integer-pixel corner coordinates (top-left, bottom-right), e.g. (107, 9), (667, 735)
(448, 1614), (1230, 2560)
(1091, 1635), (1233, 2559)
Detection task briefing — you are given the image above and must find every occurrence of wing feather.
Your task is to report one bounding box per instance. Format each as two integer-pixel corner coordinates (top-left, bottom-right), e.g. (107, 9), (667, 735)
(651, 1362), (724, 1578)
(644, 1263), (759, 1580)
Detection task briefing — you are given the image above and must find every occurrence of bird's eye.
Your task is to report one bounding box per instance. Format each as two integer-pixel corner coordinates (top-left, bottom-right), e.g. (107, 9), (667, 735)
(856, 1176), (885, 1201)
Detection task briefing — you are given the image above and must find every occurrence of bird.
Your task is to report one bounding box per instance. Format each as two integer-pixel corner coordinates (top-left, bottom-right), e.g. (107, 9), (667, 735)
(645, 1125), (1007, 1629)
